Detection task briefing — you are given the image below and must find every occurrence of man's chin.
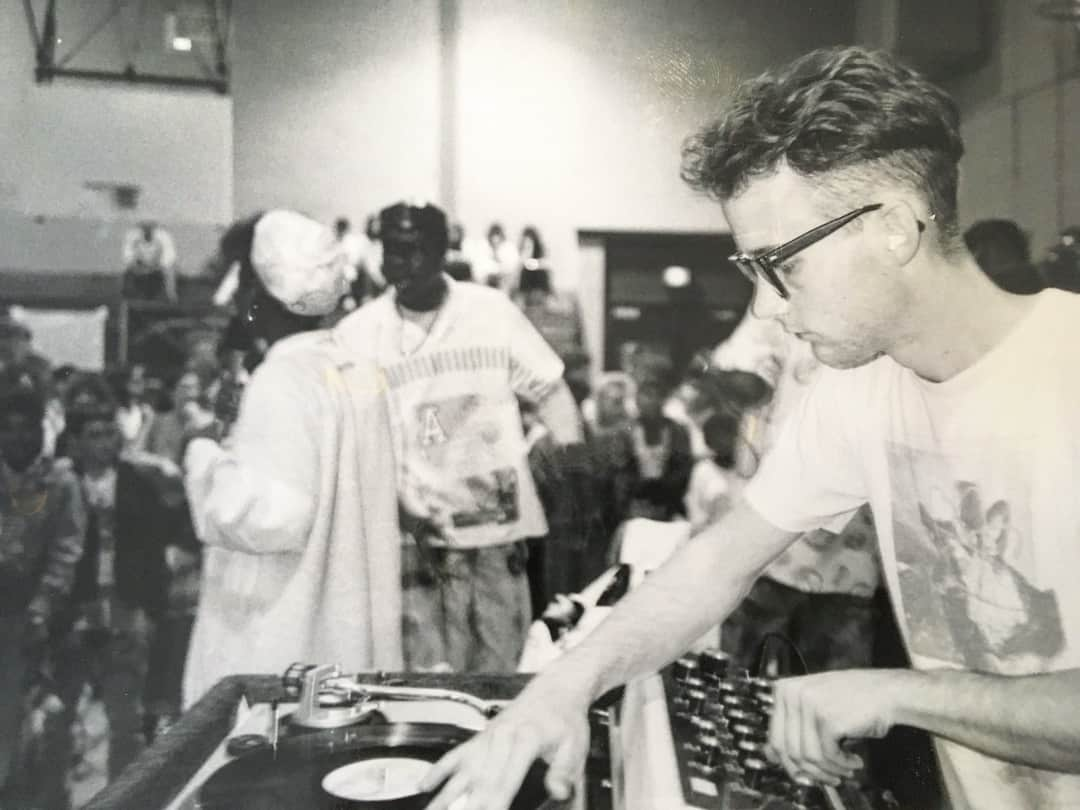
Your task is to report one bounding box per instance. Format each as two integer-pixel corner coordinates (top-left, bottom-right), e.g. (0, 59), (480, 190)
(396, 277), (447, 312)
(809, 341), (880, 370)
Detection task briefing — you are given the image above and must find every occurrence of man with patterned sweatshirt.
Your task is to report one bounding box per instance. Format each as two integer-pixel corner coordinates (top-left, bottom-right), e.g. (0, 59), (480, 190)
(336, 202), (584, 673)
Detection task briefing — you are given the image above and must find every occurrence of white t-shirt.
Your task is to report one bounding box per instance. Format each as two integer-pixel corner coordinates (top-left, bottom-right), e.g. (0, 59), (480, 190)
(714, 312), (880, 597)
(745, 289), (1080, 810)
(335, 277), (564, 548)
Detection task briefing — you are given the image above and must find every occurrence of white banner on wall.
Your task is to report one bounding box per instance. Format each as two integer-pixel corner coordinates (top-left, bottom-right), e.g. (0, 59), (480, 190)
(14, 306), (109, 371)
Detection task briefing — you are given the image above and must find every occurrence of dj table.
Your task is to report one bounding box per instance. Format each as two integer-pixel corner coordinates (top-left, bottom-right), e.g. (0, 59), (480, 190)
(81, 667), (612, 810)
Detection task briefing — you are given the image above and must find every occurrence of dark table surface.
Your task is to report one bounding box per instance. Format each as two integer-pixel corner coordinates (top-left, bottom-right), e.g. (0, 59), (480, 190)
(83, 671), (535, 810)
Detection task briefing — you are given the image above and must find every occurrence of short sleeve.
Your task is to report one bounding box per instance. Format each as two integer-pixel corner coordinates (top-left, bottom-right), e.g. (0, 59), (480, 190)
(503, 299), (565, 402)
(743, 366), (870, 534)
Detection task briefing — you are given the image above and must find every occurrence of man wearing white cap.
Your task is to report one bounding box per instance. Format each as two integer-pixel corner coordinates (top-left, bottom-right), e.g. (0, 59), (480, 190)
(182, 210), (403, 705)
(335, 201), (585, 673)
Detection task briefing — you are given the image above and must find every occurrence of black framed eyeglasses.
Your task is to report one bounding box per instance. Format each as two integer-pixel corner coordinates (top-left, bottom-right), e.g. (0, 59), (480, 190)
(728, 203), (884, 300)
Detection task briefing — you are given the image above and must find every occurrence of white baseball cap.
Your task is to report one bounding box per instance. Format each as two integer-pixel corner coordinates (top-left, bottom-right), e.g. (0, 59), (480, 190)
(250, 210), (349, 316)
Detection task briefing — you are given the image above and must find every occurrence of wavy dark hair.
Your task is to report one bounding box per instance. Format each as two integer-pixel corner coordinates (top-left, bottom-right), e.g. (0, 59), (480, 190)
(681, 47), (964, 247)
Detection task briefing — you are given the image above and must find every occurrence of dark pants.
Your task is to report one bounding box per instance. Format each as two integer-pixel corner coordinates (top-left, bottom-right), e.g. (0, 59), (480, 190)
(721, 575), (877, 676)
(53, 600), (151, 782)
(401, 541), (531, 673)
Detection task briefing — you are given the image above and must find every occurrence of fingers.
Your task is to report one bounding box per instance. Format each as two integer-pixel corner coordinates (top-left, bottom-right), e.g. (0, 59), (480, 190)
(420, 744), (466, 794)
(797, 694), (841, 785)
(771, 677), (862, 786)
(422, 723), (546, 810)
(470, 732), (545, 810)
(543, 725), (587, 801)
(424, 768), (472, 810)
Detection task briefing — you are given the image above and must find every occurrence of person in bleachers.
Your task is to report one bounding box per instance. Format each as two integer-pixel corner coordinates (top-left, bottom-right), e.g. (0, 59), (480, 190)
(469, 222), (518, 290)
(122, 220), (178, 303)
(511, 263), (587, 367)
(963, 219), (1043, 295)
(182, 209), (402, 705)
(0, 381), (85, 808)
(335, 201), (585, 673)
(445, 222), (474, 282)
(517, 225), (545, 267)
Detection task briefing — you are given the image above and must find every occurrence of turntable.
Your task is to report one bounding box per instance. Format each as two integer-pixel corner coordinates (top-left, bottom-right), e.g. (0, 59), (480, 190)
(82, 665), (599, 810)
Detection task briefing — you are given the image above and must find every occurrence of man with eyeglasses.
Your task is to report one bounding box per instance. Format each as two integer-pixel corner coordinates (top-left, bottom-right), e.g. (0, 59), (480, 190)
(420, 47), (1080, 810)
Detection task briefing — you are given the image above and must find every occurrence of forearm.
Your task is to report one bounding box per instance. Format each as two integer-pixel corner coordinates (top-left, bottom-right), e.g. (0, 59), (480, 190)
(533, 502), (794, 704)
(892, 667), (1080, 773)
(535, 381), (584, 445)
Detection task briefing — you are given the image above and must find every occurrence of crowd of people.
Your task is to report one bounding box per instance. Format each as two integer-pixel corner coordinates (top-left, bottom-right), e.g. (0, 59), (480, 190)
(2, 42), (1080, 810)
(0, 199), (750, 809)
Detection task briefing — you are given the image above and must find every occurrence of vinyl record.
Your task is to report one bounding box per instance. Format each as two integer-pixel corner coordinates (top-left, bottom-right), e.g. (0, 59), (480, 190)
(199, 722), (550, 810)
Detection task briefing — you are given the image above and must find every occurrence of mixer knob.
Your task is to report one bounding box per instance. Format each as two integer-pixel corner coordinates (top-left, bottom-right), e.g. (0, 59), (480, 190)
(721, 694), (751, 715)
(742, 757), (769, 792)
(674, 675), (706, 713)
(731, 722), (767, 746)
(689, 715), (718, 738)
(683, 675), (706, 693)
(683, 687), (708, 717)
(673, 654), (701, 684)
(725, 707), (756, 727)
(715, 729), (737, 754)
(694, 734), (724, 771)
(698, 649), (730, 682)
(736, 738), (765, 758)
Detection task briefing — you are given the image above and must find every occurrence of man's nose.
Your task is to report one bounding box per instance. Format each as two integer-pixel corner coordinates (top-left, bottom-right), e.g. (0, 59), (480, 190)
(749, 279), (789, 320)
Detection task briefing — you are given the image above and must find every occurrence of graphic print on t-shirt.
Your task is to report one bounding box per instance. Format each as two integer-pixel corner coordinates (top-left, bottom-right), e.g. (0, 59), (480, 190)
(411, 393), (520, 529)
(888, 443), (1063, 673)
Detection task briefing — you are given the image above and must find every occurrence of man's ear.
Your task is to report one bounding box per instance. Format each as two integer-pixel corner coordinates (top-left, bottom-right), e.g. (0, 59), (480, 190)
(879, 201), (923, 265)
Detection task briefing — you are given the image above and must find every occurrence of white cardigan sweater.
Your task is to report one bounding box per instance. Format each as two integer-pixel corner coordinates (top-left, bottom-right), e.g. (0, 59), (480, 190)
(182, 331), (402, 706)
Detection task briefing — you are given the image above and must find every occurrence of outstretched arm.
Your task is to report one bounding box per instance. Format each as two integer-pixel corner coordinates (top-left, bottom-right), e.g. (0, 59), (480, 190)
(421, 498), (797, 810)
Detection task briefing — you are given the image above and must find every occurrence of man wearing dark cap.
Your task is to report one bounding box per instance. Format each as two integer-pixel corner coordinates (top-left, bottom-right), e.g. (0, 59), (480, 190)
(335, 201), (584, 673)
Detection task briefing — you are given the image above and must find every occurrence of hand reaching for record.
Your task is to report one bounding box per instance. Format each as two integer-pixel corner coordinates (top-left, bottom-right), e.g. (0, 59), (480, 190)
(421, 676), (591, 810)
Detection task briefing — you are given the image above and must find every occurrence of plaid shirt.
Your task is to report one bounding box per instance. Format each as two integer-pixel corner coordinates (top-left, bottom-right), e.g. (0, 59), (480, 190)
(0, 457), (87, 621)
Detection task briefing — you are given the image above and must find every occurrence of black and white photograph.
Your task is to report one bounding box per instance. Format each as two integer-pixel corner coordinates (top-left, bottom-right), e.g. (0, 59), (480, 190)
(1, 1), (1078, 809)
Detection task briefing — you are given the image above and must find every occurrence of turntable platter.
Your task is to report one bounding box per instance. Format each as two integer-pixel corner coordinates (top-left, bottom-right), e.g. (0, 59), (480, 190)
(198, 722), (550, 810)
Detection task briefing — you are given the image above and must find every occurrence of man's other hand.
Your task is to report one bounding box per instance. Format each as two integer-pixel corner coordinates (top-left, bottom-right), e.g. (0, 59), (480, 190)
(767, 668), (908, 786)
(420, 679), (591, 810)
